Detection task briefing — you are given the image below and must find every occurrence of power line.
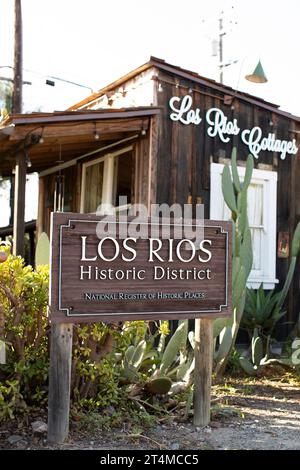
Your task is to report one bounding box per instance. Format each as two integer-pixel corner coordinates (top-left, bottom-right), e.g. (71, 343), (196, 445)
(0, 65), (94, 92)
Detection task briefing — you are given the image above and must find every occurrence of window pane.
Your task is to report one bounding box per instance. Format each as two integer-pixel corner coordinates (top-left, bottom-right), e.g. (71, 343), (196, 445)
(250, 228), (262, 271)
(248, 183), (263, 226)
(0, 179), (11, 227)
(114, 151), (133, 207)
(84, 161), (104, 213)
(210, 163), (277, 289)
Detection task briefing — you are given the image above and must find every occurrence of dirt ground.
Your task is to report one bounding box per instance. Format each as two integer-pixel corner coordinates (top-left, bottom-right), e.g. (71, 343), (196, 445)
(1, 371), (300, 451)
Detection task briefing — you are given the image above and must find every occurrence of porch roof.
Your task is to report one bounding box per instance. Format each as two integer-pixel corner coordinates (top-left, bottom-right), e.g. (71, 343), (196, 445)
(0, 106), (160, 177)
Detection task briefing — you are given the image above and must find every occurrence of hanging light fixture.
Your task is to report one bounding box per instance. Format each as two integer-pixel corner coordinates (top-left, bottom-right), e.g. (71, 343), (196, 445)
(245, 60), (268, 83)
(94, 123), (100, 140)
(23, 149), (32, 168)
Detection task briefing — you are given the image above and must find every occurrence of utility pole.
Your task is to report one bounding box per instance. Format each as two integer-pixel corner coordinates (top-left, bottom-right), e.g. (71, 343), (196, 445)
(219, 14), (225, 84)
(12, 0), (23, 113)
(12, 0), (26, 257)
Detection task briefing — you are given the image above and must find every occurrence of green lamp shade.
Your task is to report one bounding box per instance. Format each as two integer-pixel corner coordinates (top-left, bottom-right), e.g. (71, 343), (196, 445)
(245, 60), (268, 83)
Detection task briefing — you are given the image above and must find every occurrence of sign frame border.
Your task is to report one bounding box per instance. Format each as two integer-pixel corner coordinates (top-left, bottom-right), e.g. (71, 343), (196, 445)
(49, 212), (232, 323)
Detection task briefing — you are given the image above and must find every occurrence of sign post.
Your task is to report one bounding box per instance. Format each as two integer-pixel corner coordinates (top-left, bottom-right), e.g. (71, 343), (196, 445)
(48, 212), (231, 443)
(48, 323), (73, 444)
(193, 318), (213, 427)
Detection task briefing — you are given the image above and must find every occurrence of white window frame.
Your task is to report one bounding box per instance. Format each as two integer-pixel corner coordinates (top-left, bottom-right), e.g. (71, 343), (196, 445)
(210, 162), (278, 290)
(80, 145), (133, 213)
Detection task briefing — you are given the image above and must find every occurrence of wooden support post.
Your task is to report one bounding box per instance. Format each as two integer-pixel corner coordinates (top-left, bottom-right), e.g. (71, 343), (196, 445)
(48, 323), (73, 444)
(13, 152), (26, 256)
(29, 228), (35, 267)
(193, 318), (213, 427)
(37, 176), (45, 238)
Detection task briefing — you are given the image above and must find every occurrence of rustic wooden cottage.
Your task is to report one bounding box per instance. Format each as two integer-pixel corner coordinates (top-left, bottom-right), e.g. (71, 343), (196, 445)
(0, 56), (300, 332)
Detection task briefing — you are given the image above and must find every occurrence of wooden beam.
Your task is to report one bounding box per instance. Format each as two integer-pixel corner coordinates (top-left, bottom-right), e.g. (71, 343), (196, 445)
(28, 228), (35, 267)
(12, 152), (26, 256)
(9, 118), (149, 141)
(193, 318), (213, 427)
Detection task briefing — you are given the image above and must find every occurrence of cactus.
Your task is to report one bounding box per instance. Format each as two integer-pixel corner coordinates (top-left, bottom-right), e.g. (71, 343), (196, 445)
(145, 377), (172, 395)
(239, 329), (267, 376)
(214, 148), (254, 376)
(120, 320), (194, 394)
(131, 340), (147, 368)
(159, 320), (188, 375)
(239, 357), (257, 376)
(35, 232), (50, 266)
(251, 329), (264, 366)
(122, 340), (147, 381)
(276, 221), (300, 311)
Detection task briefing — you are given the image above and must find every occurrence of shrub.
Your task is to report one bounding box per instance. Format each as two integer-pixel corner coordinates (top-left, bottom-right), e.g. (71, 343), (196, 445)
(0, 252), (177, 420)
(0, 252), (49, 418)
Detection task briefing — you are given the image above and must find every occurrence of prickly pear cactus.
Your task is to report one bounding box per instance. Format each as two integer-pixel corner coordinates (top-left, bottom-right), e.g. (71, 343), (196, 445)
(145, 377), (172, 395)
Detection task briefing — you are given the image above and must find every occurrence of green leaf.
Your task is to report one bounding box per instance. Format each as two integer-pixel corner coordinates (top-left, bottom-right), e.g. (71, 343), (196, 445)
(231, 147), (241, 193)
(291, 221), (300, 257)
(124, 345), (135, 363)
(215, 326), (232, 363)
(159, 321), (187, 375)
(213, 317), (230, 338)
(131, 340), (147, 368)
(35, 232), (50, 266)
(188, 331), (195, 349)
(239, 357), (256, 376)
(277, 257), (296, 310)
(232, 265), (246, 308)
(235, 290), (246, 323)
(178, 319), (188, 349)
(237, 190), (248, 235)
(175, 356), (194, 382)
(240, 228), (253, 280)
(252, 335), (263, 367)
(242, 154), (254, 191)
(222, 165), (237, 213)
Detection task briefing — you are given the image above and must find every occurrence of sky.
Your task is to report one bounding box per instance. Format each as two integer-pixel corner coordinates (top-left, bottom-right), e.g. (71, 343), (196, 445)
(0, 0), (300, 114)
(0, 0), (300, 227)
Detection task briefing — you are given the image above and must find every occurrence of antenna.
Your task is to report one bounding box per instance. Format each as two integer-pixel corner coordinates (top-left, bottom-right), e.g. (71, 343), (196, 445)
(215, 6), (238, 83)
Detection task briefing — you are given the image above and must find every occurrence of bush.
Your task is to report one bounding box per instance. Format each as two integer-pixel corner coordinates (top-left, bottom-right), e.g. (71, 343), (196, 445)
(0, 252), (170, 420)
(0, 252), (49, 418)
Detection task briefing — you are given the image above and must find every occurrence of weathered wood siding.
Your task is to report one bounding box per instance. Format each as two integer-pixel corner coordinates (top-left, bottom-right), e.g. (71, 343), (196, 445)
(154, 69), (300, 331)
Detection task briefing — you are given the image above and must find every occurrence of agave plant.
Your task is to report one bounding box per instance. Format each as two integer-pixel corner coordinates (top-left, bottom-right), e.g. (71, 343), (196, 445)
(242, 285), (286, 341)
(239, 328), (269, 376)
(242, 219), (300, 350)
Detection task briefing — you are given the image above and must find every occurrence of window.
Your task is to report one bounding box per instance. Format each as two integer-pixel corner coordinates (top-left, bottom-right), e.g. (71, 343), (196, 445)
(210, 163), (278, 289)
(80, 146), (133, 214)
(42, 166), (77, 234)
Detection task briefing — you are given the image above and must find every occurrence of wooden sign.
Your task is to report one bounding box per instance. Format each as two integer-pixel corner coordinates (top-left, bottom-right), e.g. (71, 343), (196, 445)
(49, 212), (232, 323)
(278, 231), (289, 259)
